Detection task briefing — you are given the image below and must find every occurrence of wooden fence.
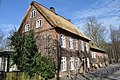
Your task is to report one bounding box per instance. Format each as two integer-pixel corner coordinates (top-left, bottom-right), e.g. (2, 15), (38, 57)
(5, 71), (42, 80)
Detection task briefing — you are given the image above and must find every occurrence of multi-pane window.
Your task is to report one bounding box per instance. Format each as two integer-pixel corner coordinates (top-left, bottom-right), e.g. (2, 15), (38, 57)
(75, 40), (78, 50)
(25, 24), (30, 32)
(61, 57), (67, 71)
(70, 57), (74, 70)
(60, 34), (66, 48)
(81, 40), (84, 51)
(87, 58), (90, 68)
(76, 57), (80, 69)
(92, 52), (96, 58)
(30, 10), (36, 18)
(75, 50), (79, 57)
(69, 37), (73, 49)
(36, 19), (42, 28)
(82, 58), (85, 67)
(0, 57), (3, 70)
(75, 43), (79, 68)
(86, 42), (89, 52)
(94, 52), (96, 58)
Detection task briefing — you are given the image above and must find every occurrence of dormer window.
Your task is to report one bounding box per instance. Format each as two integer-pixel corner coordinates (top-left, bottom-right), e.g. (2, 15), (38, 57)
(69, 37), (73, 49)
(30, 10), (36, 18)
(36, 19), (42, 28)
(60, 34), (66, 48)
(25, 24), (30, 32)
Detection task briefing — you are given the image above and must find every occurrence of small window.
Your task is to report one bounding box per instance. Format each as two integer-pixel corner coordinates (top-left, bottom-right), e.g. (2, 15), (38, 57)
(30, 10), (36, 18)
(69, 37), (73, 49)
(36, 19), (42, 28)
(60, 34), (66, 48)
(61, 57), (67, 71)
(81, 40), (84, 51)
(92, 52), (96, 58)
(25, 24), (30, 32)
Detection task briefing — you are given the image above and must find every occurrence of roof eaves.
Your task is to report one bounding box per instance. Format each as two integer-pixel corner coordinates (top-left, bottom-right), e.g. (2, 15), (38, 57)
(90, 42), (106, 52)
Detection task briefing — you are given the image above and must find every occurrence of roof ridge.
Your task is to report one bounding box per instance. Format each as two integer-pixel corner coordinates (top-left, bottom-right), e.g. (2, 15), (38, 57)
(31, 1), (72, 23)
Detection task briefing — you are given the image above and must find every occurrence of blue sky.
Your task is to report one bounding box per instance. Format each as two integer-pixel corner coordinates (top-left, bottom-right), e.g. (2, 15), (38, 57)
(0, 0), (120, 38)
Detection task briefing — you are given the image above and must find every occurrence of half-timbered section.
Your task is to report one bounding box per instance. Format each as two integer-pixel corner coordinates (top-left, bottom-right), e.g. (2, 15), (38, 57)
(90, 42), (108, 70)
(18, 1), (91, 78)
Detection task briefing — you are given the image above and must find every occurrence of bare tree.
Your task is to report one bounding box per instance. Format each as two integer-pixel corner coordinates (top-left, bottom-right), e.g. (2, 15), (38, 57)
(109, 26), (120, 62)
(84, 16), (106, 48)
(0, 30), (4, 51)
(0, 30), (3, 42)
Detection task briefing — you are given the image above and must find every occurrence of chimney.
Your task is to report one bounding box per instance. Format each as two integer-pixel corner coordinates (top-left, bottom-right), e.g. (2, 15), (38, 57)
(68, 19), (71, 22)
(50, 7), (55, 13)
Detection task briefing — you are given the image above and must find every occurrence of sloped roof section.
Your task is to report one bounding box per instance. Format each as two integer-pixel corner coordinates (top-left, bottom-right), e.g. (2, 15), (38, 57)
(90, 42), (106, 52)
(32, 1), (90, 40)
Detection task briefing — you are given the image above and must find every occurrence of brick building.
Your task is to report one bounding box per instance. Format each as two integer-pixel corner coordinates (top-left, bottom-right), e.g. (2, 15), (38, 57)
(18, 1), (91, 78)
(90, 42), (108, 70)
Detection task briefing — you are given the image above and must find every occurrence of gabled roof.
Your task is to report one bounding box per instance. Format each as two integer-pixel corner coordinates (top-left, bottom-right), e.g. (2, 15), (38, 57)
(18, 1), (90, 40)
(90, 42), (106, 53)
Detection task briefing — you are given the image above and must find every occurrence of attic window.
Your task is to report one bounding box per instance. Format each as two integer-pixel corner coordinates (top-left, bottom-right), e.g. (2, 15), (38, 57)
(25, 24), (30, 32)
(36, 19), (42, 28)
(30, 10), (36, 18)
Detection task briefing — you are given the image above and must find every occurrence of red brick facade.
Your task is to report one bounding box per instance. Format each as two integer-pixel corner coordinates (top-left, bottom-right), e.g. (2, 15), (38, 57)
(18, 2), (91, 78)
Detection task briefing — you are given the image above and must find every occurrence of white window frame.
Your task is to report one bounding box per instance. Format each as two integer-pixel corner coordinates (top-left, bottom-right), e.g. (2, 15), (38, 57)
(36, 19), (42, 28)
(75, 39), (78, 50)
(94, 52), (96, 58)
(76, 57), (80, 69)
(92, 52), (94, 58)
(0, 57), (2, 70)
(92, 52), (96, 58)
(87, 58), (90, 68)
(30, 10), (36, 18)
(86, 42), (89, 52)
(61, 57), (67, 71)
(81, 40), (84, 51)
(60, 34), (66, 48)
(70, 57), (74, 70)
(25, 24), (30, 32)
(69, 37), (73, 49)
(5, 58), (7, 72)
